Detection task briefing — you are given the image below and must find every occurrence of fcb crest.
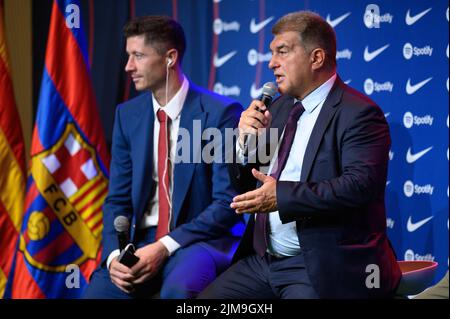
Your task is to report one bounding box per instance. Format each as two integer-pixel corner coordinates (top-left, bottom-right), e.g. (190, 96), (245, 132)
(19, 123), (107, 272)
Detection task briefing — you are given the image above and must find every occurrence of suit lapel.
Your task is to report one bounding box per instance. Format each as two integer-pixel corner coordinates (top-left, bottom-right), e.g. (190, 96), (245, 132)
(300, 77), (345, 181)
(131, 93), (155, 225)
(172, 85), (207, 226)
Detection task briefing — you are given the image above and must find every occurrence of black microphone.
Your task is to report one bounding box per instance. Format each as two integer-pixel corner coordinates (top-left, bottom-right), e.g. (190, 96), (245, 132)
(114, 215), (129, 252)
(258, 82), (277, 111)
(243, 82), (277, 150)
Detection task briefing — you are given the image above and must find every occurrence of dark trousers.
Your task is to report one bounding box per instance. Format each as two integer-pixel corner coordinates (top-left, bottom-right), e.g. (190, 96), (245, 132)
(83, 227), (222, 299)
(198, 252), (319, 299)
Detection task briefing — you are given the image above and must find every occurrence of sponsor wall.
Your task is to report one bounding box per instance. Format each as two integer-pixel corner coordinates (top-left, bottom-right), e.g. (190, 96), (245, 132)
(208, 0), (449, 282)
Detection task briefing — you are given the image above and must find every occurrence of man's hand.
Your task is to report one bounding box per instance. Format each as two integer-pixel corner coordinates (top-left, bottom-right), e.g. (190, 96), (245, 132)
(238, 100), (272, 147)
(230, 169), (277, 214)
(109, 258), (136, 294)
(130, 241), (169, 285)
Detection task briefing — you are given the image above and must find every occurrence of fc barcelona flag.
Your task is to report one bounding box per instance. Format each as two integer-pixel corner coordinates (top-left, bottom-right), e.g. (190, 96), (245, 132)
(0, 0), (26, 299)
(5, 0), (110, 298)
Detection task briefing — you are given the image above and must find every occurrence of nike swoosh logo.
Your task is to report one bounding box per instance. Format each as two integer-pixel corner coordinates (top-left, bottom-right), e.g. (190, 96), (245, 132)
(344, 79), (352, 85)
(406, 146), (433, 163)
(406, 77), (432, 94)
(250, 83), (263, 99)
(326, 12), (351, 28)
(213, 51), (237, 68)
(384, 112), (391, 118)
(250, 16), (274, 34)
(407, 215), (433, 232)
(364, 44), (390, 62)
(406, 8), (432, 25)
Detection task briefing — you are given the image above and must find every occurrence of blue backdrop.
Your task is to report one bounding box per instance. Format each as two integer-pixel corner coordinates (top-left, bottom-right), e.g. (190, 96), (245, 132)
(32, 0), (449, 285)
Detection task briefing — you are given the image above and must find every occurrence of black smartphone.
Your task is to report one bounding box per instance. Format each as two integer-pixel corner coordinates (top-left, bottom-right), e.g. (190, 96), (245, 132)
(117, 243), (140, 267)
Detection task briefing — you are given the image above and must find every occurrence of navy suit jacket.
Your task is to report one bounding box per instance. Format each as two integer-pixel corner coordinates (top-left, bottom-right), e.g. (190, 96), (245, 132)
(229, 77), (402, 298)
(102, 83), (244, 267)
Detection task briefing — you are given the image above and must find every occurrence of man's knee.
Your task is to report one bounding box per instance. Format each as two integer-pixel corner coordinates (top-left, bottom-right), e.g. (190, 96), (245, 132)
(160, 244), (220, 298)
(160, 269), (216, 299)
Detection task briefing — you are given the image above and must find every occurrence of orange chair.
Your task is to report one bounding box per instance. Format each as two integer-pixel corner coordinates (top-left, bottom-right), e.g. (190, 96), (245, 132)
(396, 261), (439, 297)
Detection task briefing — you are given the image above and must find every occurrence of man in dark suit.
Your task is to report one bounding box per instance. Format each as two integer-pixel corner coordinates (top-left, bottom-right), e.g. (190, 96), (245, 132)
(83, 15), (244, 298)
(199, 11), (401, 299)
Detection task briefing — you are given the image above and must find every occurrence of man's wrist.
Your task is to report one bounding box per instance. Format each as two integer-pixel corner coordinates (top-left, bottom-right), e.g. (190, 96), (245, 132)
(158, 235), (180, 256)
(155, 240), (169, 258)
(106, 249), (121, 270)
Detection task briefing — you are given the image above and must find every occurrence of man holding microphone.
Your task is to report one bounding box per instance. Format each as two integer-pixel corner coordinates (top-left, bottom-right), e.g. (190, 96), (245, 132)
(200, 11), (401, 299)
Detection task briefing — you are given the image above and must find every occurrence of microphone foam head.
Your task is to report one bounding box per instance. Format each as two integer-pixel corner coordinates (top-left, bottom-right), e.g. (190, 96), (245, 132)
(262, 82), (277, 98)
(114, 215), (130, 232)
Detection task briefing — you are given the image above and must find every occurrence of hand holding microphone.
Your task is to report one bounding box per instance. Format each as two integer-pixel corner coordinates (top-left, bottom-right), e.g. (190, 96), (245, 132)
(238, 82), (277, 148)
(112, 216), (169, 287)
(113, 216), (139, 267)
(114, 215), (130, 252)
(109, 216), (138, 293)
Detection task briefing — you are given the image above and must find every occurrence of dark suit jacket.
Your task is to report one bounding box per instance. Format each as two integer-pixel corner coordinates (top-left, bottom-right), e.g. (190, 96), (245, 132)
(102, 82), (244, 269)
(229, 76), (402, 298)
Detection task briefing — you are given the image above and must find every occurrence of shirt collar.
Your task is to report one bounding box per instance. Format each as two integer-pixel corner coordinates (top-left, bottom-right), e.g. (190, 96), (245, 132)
(152, 75), (189, 121)
(296, 73), (337, 113)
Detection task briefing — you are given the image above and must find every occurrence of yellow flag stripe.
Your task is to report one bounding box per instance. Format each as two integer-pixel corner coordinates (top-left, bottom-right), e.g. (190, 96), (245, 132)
(0, 129), (25, 232)
(80, 194), (106, 220)
(92, 223), (103, 238)
(94, 224), (103, 237)
(0, 266), (6, 299)
(70, 177), (106, 206)
(86, 212), (103, 229)
(74, 182), (107, 212)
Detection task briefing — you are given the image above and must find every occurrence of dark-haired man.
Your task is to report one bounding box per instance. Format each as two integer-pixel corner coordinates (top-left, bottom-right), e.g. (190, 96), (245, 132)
(200, 11), (401, 299)
(83, 15), (244, 299)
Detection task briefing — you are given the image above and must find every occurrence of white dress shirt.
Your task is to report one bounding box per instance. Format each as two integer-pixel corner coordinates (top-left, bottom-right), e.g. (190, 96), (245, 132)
(107, 76), (189, 269)
(237, 74), (336, 257)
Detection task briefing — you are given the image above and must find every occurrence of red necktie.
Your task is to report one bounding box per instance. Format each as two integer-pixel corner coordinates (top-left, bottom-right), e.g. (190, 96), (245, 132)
(156, 109), (171, 240)
(253, 102), (305, 256)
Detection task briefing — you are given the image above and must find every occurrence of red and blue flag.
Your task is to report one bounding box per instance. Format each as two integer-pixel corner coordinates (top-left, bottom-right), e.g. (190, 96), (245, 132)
(5, 0), (110, 298)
